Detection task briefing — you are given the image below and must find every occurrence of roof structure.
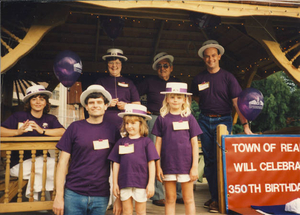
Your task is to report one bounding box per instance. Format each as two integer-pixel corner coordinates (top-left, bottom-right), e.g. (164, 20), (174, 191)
(1, 1), (300, 98)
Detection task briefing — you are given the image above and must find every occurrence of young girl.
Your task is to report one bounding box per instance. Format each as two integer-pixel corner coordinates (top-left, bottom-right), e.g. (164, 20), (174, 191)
(152, 82), (203, 215)
(108, 104), (159, 215)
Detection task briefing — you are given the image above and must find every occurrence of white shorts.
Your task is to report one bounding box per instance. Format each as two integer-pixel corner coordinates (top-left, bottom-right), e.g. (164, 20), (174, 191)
(163, 174), (190, 183)
(120, 187), (147, 202)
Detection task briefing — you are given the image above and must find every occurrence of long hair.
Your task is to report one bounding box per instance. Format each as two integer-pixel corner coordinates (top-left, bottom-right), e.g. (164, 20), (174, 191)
(160, 93), (191, 118)
(24, 94), (51, 114)
(120, 115), (149, 137)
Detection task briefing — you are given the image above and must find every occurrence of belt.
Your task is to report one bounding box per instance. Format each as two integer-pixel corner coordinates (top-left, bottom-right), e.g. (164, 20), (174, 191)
(203, 113), (230, 118)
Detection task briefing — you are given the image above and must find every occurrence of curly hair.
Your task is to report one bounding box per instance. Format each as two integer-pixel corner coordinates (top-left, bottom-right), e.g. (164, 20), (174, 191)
(24, 94), (51, 114)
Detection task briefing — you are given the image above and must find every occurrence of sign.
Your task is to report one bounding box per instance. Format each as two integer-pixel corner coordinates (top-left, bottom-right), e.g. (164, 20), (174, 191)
(222, 135), (300, 211)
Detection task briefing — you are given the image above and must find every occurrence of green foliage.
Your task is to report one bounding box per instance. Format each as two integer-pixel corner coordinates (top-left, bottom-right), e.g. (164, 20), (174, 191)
(249, 71), (296, 132)
(287, 89), (300, 126)
(191, 100), (200, 120)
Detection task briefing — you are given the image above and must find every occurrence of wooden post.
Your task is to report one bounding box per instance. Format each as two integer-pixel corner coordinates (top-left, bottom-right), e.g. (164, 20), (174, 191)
(17, 150), (24, 202)
(217, 124), (229, 214)
(4, 151), (12, 203)
(41, 150), (48, 201)
(29, 150), (36, 202)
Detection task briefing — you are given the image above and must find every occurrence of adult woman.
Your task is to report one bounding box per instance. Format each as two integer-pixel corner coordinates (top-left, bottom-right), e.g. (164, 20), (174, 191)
(95, 48), (141, 129)
(1, 84), (65, 200)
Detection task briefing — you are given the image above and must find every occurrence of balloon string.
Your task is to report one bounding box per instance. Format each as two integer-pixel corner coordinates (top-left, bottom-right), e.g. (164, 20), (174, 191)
(249, 121), (252, 130)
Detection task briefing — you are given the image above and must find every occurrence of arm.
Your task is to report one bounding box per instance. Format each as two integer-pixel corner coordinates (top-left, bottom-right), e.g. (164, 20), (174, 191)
(232, 98), (253, 135)
(189, 136), (199, 182)
(146, 160), (155, 198)
(1, 119), (31, 137)
(29, 121), (65, 136)
(53, 151), (70, 215)
(154, 136), (164, 182)
(112, 162), (120, 199)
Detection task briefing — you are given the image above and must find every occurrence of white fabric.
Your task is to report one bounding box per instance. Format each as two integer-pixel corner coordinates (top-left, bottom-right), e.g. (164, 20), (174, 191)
(120, 187), (147, 202)
(10, 156), (55, 200)
(285, 198), (300, 214)
(163, 174), (190, 183)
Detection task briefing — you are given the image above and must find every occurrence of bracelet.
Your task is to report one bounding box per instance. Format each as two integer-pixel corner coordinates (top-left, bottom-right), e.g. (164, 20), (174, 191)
(42, 129), (46, 135)
(242, 122), (248, 126)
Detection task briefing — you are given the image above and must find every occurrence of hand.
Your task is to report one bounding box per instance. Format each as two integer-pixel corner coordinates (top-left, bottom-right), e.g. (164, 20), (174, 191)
(110, 98), (119, 107)
(113, 184), (120, 199)
(53, 196), (64, 215)
(146, 183), (155, 198)
(28, 121), (43, 134)
(189, 166), (198, 182)
(18, 119), (30, 135)
(156, 167), (164, 183)
(113, 197), (122, 215)
(116, 101), (127, 110)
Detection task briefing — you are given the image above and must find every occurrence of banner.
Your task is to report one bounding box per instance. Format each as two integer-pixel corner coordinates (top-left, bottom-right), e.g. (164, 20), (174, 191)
(222, 135), (300, 211)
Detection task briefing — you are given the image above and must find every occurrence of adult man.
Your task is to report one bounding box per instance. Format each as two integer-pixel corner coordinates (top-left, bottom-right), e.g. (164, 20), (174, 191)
(191, 40), (253, 213)
(53, 85), (122, 215)
(137, 52), (183, 206)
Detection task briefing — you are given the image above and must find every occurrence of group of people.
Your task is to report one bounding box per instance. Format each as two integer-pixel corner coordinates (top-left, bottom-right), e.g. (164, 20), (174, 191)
(0, 39), (252, 215)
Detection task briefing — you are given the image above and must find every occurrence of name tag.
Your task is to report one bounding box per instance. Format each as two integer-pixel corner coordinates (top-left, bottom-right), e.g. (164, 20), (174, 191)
(119, 144), (134, 154)
(93, 139), (109, 150)
(18, 122), (33, 131)
(198, 82), (209, 91)
(118, 82), (129, 87)
(173, 121), (189, 130)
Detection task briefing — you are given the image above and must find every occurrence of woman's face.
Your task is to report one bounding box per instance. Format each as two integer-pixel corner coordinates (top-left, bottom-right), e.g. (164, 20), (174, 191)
(30, 95), (47, 112)
(107, 58), (122, 77)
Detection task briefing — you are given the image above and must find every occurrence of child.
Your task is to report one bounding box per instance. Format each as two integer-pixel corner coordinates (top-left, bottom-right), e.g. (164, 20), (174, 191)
(108, 104), (160, 215)
(152, 82), (203, 215)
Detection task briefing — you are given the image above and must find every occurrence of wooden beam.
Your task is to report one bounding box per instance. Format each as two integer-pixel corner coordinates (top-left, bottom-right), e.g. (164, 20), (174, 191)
(1, 5), (69, 74)
(245, 17), (300, 84)
(151, 20), (165, 62)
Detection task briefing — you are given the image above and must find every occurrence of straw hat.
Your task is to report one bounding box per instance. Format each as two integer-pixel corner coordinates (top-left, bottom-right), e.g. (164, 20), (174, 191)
(160, 82), (192, 95)
(152, 52), (174, 70)
(80, 85), (112, 107)
(118, 104), (152, 121)
(102, 48), (128, 61)
(198, 40), (225, 58)
(23, 85), (52, 103)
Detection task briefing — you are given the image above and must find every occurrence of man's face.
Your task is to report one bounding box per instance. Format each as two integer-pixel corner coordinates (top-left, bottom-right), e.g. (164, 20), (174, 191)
(156, 59), (173, 81)
(85, 97), (108, 117)
(203, 47), (221, 71)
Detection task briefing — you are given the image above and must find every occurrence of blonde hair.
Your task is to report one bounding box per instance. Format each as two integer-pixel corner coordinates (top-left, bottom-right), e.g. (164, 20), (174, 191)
(160, 93), (191, 118)
(120, 115), (149, 137)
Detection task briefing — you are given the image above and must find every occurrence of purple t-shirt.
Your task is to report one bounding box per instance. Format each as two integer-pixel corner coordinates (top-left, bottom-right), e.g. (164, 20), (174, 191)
(191, 69), (242, 115)
(1, 111), (64, 167)
(56, 119), (121, 197)
(108, 136), (159, 189)
(95, 75), (140, 127)
(152, 113), (202, 174)
(136, 76), (180, 113)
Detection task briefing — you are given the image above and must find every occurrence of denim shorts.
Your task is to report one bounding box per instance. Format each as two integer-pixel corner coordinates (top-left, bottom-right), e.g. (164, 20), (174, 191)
(64, 188), (109, 215)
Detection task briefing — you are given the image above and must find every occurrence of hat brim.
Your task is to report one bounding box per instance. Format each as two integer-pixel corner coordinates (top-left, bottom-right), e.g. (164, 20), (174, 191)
(160, 92), (192, 95)
(118, 112), (152, 121)
(102, 55), (128, 61)
(80, 88), (112, 107)
(23, 91), (52, 103)
(152, 55), (174, 70)
(198, 44), (225, 58)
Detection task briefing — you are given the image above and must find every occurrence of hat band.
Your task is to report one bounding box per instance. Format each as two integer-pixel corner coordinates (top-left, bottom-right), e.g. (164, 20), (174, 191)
(107, 52), (124, 57)
(166, 87), (187, 93)
(27, 89), (46, 95)
(125, 109), (147, 115)
(154, 53), (168, 62)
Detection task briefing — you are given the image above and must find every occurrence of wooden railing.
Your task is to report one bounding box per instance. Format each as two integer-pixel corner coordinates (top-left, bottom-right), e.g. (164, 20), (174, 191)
(0, 136), (60, 213)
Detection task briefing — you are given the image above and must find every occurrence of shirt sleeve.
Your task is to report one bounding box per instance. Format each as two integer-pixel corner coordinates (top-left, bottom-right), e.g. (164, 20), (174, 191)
(228, 73), (242, 99)
(136, 79), (148, 96)
(189, 115), (203, 137)
(108, 139), (121, 163)
(56, 122), (75, 153)
(145, 137), (160, 161)
(151, 116), (162, 137)
(129, 80), (141, 102)
(1, 113), (18, 129)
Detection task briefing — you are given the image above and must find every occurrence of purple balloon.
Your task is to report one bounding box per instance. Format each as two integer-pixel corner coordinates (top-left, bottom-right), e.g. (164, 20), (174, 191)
(101, 16), (124, 40)
(238, 88), (264, 121)
(53, 50), (82, 88)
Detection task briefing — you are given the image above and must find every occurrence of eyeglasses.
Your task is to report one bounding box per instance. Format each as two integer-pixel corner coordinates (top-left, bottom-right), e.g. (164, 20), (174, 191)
(108, 62), (121, 66)
(156, 64), (170, 70)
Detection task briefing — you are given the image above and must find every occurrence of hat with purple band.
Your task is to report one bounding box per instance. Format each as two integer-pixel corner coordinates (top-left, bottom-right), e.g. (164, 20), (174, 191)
(102, 48), (128, 61)
(118, 104), (152, 120)
(152, 52), (174, 70)
(23, 85), (52, 103)
(160, 82), (192, 95)
(198, 40), (225, 59)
